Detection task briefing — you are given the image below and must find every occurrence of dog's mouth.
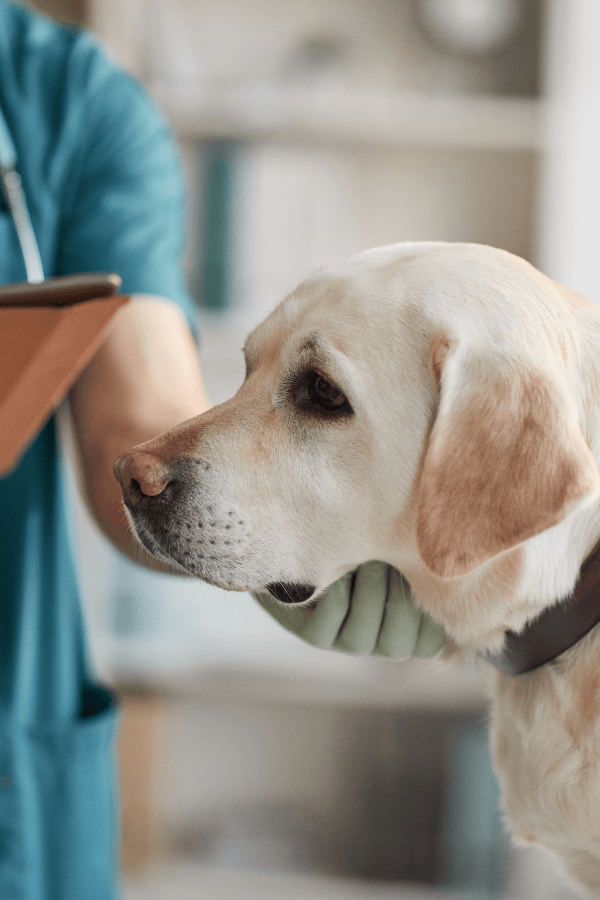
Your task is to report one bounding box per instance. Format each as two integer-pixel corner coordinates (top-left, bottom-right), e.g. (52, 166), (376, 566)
(129, 511), (318, 601)
(124, 500), (319, 601)
(266, 582), (316, 605)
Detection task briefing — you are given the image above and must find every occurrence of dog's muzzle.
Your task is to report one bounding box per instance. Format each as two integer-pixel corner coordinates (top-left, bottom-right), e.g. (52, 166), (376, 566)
(113, 450), (318, 601)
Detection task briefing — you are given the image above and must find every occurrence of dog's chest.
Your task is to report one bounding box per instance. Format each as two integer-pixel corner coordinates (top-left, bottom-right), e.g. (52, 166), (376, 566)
(489, 661), (600, 846)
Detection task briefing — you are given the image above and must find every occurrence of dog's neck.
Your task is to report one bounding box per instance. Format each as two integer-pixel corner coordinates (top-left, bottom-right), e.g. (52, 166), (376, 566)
(484, 538), (600, 675)
(402, 498), (600, 660)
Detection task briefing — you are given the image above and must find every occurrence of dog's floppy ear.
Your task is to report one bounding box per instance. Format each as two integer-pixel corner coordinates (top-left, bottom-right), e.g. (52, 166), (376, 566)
(415, 341), (600, 578)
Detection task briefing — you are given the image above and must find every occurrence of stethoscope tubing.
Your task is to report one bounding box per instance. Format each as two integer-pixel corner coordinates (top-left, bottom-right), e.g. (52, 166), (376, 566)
(0, 106), (44, 283)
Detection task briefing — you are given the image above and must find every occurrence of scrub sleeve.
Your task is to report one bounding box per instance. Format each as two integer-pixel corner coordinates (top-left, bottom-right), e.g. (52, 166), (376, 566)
(0, 4), (195, 897)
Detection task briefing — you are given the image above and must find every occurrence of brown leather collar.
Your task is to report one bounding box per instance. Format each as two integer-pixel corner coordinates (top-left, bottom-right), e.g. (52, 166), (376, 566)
(485, 540), (600, 676)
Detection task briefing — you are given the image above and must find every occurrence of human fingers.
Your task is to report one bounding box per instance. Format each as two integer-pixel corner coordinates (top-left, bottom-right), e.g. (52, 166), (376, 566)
(300, 572), (354, 648)
(331, 561), (388, 655)
(413, 613), (446, 658)
(373, 567), (425, 658)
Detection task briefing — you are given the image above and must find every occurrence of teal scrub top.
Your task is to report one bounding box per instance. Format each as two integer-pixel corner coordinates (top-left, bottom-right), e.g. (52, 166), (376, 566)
(0, 3), (195, 897)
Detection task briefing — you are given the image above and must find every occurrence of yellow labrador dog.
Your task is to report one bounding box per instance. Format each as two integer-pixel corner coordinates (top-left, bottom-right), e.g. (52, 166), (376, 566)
(115, 242), (600, 896)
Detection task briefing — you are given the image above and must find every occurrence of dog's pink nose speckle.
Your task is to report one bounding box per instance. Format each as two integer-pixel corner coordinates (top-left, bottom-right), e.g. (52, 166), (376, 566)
(113, 451), (172, 506)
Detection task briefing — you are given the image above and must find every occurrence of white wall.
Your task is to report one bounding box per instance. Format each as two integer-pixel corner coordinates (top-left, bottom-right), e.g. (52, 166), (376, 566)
(537, 0), (600, 301)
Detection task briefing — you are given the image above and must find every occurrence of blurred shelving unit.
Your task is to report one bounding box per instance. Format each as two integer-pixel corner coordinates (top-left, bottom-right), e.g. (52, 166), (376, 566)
(149, 84), (542, 151)
(88, 0), (544, 272)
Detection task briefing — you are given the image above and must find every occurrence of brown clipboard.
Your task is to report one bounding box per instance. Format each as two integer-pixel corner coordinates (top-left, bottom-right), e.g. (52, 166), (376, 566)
(0, 273), (130, 476)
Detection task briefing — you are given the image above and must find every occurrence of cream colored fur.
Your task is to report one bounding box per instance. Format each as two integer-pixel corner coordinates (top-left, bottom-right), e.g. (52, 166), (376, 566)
(118, 243), (600, 896)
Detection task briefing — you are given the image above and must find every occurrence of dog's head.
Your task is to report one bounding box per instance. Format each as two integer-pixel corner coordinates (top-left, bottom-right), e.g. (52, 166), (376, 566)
(114, 243), (600, 647)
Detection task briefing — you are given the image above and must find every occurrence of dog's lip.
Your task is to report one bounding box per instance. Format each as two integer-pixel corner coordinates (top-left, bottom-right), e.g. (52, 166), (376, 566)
(129, 517), (191, 573)
(266, 582), (316, 605)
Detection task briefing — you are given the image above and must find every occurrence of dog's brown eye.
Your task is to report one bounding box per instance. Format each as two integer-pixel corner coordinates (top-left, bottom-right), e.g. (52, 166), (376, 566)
(287, 370), (353, 417)
(308, 373), (349, 411)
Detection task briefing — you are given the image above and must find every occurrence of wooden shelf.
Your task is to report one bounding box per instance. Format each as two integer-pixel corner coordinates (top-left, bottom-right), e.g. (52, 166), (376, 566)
(150, 82), (543, 151)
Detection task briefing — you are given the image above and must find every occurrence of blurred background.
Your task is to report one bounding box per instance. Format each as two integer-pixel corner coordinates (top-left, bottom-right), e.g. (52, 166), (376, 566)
(26, 0), (599, 898)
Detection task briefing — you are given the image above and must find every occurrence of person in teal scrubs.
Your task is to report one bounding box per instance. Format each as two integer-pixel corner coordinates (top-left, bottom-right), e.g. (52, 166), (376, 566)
(0, 3), (445, 898)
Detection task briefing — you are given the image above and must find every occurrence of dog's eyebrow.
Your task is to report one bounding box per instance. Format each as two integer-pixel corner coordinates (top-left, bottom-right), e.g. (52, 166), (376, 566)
(244, 332), (328, 376)
(296, 334), (345, 370)
(297, 336), (321, 356)
(291, 333), (361, 397)
(245, 330), (358, 397)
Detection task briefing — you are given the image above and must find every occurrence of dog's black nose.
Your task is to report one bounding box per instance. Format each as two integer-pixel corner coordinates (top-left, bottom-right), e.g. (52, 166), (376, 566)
(113, 451), (175, 508)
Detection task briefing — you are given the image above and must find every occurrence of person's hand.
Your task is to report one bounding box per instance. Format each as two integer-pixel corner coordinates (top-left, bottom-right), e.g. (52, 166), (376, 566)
(253, 561), (446, 659)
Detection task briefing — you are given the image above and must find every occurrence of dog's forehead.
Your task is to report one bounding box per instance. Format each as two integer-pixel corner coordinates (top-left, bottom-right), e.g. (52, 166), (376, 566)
(244, 282), (331, 367)
(243, 242), (569, 372)
(244, 264), (413, 368)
